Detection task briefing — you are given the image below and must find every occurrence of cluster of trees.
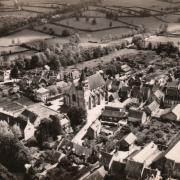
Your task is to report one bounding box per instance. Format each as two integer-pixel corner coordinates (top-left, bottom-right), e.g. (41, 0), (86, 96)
(35, 115), (62, 147)
(0, 121), (31, 173)
(9, 39), (129, 76)
(67, 106), (87, 131)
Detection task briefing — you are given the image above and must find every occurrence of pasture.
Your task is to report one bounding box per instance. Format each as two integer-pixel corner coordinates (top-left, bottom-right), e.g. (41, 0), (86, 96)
(0, 10), (38, 18)
(119, 16), (164, 31)
(102, 0), (173, 10)
(56, 17), (128, 31)
(22, 6), (56, 13)
(35, 23), (82, 35)
(82, 10), (106, 18)
(0, 46), (28, 54)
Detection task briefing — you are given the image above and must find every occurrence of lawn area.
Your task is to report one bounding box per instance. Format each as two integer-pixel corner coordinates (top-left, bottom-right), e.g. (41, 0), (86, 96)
(56, 17), (128, 31)
(0, 29), (52, 47)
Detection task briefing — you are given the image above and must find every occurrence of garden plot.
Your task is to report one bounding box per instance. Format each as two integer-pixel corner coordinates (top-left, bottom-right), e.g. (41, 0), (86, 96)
(56, 17), (128, 31)
(0, 29), (52, 47)
(119, 16), (164, 31)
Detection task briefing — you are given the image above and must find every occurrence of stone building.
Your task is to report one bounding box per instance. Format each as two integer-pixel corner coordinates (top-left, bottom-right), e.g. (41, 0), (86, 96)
(64, 71), (106, 110)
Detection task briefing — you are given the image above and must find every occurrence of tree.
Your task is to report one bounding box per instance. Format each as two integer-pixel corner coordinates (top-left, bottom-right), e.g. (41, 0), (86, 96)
(35, 116), (62, 146)
(92, 18), (97, 25)
(67, 106), (87, 130)
(10, 65), (19, 79)
(85, 16), (89, 22)
(61, 29), (70, 37)
(132, 35), (145, 49)
(0, 163), (17, 180)
(109, 21), (112, 28)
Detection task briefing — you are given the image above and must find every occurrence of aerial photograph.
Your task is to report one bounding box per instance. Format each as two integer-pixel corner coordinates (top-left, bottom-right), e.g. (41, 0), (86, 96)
(1, 0), (180, 179)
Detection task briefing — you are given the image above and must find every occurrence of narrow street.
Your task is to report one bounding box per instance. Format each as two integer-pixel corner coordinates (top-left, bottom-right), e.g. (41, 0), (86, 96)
(72, 101), (105, 144)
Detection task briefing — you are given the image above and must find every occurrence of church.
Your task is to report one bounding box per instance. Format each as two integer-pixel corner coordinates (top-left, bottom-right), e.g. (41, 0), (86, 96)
(64, 71), (106, 110)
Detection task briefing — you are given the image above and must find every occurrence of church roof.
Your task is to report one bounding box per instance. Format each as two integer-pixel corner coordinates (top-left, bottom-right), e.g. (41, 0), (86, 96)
(88, 73), (105, 90)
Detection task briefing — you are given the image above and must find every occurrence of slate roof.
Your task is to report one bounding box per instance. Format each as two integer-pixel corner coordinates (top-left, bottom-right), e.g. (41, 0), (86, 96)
(101, 109), (127, 120)
(100, 151), (113, 167)
(141, 168), (159, 180)
(59, 138), (92, 159)
(84, 167), (107, 180)
(88, 73), (105, 90)
(128, 109), (144, 120)
(21, 109), (38, 124)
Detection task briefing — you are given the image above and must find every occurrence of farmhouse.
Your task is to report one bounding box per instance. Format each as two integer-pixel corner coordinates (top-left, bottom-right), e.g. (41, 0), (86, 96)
(64, 71), (106, 110)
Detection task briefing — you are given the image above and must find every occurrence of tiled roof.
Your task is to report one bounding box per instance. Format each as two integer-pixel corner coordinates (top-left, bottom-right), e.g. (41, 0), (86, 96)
(147, 101), (160, 113)
(122, 132), (137, 145)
